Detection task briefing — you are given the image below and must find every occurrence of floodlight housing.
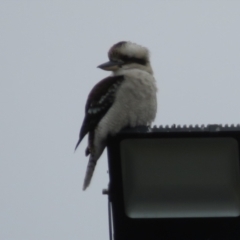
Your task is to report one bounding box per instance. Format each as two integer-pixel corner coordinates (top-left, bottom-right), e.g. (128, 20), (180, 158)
(106, 124), (240, 240)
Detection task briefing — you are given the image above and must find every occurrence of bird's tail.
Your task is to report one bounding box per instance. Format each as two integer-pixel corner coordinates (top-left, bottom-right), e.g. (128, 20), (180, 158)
(82, 154), (97, 190)
(82, 133), (106, 190)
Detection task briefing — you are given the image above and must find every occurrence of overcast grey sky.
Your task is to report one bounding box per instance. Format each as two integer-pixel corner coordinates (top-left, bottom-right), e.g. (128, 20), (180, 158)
(1, 1), (240, 239)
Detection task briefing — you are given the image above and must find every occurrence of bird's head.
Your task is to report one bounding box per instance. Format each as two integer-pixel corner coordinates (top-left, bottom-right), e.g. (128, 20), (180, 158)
(97, 41), (153, 75)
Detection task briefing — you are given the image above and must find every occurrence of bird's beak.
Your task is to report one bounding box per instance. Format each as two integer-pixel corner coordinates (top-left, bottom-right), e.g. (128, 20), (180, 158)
(97, 61), (121, 71)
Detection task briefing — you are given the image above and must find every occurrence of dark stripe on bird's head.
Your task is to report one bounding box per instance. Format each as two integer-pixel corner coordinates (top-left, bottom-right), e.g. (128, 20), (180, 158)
(117, 55), (148, 66)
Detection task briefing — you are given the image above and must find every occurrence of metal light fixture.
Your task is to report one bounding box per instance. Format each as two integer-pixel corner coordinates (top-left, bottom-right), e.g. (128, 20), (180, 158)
(106, 124), (240, 240)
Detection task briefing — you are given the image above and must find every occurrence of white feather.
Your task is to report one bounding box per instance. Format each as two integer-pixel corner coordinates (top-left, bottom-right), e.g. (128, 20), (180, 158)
(120, 42), (150, 60)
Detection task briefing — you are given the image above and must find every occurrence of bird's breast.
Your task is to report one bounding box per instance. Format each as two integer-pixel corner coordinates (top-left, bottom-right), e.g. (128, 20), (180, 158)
(96, 70), (157, 140)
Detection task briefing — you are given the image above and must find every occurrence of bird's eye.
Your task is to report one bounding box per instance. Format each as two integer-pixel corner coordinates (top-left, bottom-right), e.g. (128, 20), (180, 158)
(118, 60), (124, 67)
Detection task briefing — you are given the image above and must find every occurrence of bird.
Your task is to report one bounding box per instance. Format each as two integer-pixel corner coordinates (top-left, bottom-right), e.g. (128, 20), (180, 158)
(75, 41), (158, 190)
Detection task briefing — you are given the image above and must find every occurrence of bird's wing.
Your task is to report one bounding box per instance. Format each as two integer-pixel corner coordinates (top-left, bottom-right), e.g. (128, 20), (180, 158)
(75, 75), (124, 150)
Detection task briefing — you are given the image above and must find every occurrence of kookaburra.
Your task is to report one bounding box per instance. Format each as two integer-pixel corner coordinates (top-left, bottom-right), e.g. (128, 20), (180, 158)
(75, 41), (157, 190)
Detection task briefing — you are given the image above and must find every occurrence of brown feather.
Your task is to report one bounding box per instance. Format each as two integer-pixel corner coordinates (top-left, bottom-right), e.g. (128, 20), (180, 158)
(75, 75), (124, 150)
